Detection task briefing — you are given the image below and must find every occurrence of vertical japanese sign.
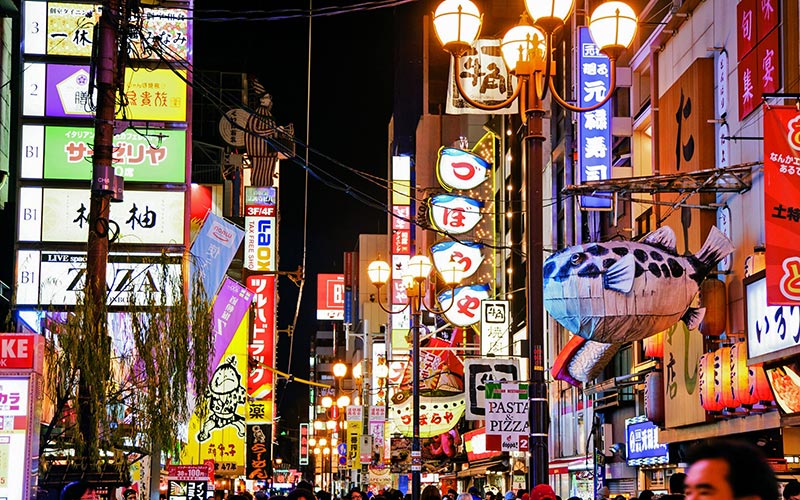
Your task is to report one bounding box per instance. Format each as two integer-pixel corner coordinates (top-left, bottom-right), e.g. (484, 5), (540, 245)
(480, 300), (509, 356)
(484, 381), (529, 452)
(317, 274), (345, 320)
(662, 322), (705, 427)
(391, 156), (412, 338)
(246, 275), (276, 404)
(183, 312), (249, 475)
(763, 106), (800, 305)
(445, 39), (518, 115)
(189, 212), (244, 302)
(211, 278), (253, 369)
(244, 186), (277, 272)
(368, 406), (387, 464)
(0, 333), (43, 500)
(737, 0), (781, 119)
(577, 27), (612, 210)
(347, 420), (362, 469)
(299, 423), (310, 466)
(245, 423), (272, 480)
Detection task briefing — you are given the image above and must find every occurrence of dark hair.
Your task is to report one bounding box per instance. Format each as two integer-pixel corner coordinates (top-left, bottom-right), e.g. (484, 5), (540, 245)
(287, 489), (316, 500)
(61, 482), (92, 500)
(637, 490), (654, 500)
(567, 497), (582, 500)
(784, 480), (800, 500)
(421, 486), (441, 500)
(669, 472), (686, 494)
(686, 439), (778, 500)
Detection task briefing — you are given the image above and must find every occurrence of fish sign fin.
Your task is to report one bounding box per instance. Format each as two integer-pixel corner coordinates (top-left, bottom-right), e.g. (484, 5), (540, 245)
(644, 226), (677, 251)
(603, 254), (635, 294)
(681, 306), (706, 330)
(695, 226), (736, 270)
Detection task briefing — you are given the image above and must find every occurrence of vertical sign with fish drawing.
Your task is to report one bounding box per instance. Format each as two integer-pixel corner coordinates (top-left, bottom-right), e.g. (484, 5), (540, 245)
(663, 322), (707, 427)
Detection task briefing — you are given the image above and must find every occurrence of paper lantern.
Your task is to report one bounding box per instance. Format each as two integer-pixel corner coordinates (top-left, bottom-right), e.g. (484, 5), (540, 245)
(645, 371), (665, 425)
(730, 342), (759, 406)
(699, 277), (727, 336)
(716, 347), (737, 408)
(699, 352), (724, 412)
(751, 363), (775, 402)
(643, 331), (664, 358)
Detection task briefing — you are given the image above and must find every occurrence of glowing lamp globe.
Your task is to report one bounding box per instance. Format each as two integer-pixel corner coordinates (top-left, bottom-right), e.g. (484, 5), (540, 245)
(524, 0), (573, 34)
(433, 0), (482, 55)
(439, 257), (465, 286)
(333, 361), (347, 378)
(501, 24), (546, 73)
(337, 395), (351, 408)
(368, 260), (391, 285)
(589, 1), (638, 59)
(408, 254), (433, 281)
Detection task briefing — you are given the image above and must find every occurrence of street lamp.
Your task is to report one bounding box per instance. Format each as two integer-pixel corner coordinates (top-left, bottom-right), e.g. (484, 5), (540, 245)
(368, 253), (464, 500)
(433, 0), (637, 489)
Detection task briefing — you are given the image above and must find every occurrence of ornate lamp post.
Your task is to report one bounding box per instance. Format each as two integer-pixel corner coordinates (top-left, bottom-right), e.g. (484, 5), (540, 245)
(368, 254), (463, 500)
(432, 0), (637, 489)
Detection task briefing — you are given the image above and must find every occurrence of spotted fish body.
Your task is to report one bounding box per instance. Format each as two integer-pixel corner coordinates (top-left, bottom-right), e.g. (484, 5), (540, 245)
(543, 226), (735, 343)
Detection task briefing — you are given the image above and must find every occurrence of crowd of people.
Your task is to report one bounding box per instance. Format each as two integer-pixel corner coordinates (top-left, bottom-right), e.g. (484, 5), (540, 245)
(57, 440), (786, 500)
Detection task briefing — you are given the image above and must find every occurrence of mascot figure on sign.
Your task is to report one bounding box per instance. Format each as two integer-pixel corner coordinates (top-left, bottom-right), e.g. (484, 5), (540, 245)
(197, 356), (247, 442)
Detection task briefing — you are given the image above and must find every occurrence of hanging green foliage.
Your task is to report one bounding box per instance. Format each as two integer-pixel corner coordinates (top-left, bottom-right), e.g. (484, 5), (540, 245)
(39, 253), (215, 479)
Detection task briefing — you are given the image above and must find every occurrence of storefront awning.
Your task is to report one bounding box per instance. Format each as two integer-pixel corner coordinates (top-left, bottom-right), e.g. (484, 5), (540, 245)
(549, 456), (593, 474)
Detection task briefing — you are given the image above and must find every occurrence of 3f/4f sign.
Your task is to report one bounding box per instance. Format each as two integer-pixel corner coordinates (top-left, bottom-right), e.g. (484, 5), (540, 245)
(245, 187), (277, 272)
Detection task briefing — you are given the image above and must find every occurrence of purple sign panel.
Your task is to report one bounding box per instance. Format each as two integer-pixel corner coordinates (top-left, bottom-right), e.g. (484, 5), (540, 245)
(211, 277), (253, 369)
(577, 27), (613, 210)
(45, 64), (94, 118)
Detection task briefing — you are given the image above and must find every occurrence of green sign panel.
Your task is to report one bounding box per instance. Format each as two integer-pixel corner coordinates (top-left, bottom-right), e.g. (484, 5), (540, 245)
(43, 125), (186, 182)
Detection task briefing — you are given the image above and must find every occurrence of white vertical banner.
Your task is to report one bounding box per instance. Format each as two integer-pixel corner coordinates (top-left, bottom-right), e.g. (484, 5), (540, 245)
(445, 39), (518, 115)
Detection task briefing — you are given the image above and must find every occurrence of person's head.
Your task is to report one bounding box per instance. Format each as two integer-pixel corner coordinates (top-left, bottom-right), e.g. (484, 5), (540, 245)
(123, 490), (137, 500)
(597, 488), (610, 500)
(517, 492), (528, 500)
(638, 491), (654, 500)
(531, 485), (556, 500)
(287, 488), (317, 500)
(784, 480), (800, 500)
(670, 473), (687, 495)
(350, 491), (365, 500)
(421, 486), (441, 500)
(469, 488), (481, 498)
(567, 497), (582, 500)
(457, 494), (473, 500)
(61, 482), (96, 500)
(613, 496), (625, 500)
(505, 492), (516, 500)
(686, 439), (778, 500)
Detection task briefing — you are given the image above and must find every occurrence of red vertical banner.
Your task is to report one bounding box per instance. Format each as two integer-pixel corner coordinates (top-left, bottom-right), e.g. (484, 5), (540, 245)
(246, 275), (276, 402)
(737, 0), (757, 60)
(763, 105), (800, 305)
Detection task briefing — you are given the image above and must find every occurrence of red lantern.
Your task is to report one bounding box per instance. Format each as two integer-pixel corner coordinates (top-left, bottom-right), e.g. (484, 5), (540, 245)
(699, 352), (723, 412)
(643, 331), (664, 358)
(717, 347), (737, 408)
(751, 363), (775, 402)
(731, 342), (759, 406)
(645, 371), (665, 426)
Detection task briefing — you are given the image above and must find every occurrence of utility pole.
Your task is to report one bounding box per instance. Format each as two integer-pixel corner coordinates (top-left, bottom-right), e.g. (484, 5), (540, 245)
(80, 0), (121, 462)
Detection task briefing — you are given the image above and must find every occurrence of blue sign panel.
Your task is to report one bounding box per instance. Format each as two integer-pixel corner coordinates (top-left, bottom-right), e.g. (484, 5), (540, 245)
(625, 415), (669, 466)
(577, 27), (613, 210)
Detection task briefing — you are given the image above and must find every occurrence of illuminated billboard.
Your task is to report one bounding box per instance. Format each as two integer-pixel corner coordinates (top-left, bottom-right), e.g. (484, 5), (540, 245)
(19, 187), (185, 244)
(244, 186), (277, 272)
(21, 124), (186, 182)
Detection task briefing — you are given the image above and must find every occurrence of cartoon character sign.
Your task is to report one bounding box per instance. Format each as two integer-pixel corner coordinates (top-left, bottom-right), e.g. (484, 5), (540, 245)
(197, 356), (247, 442)
(543, 226), (734, 343)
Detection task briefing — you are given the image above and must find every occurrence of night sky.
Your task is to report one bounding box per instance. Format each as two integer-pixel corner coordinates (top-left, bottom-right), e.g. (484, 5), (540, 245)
(192, 1), (406, 437)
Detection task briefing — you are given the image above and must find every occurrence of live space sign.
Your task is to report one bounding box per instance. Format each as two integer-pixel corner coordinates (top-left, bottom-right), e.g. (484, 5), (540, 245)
(0, 334), (40, 370)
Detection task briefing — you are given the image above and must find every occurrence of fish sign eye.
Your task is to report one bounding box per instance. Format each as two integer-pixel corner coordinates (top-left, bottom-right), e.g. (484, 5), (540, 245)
(570, 253), (586, 266)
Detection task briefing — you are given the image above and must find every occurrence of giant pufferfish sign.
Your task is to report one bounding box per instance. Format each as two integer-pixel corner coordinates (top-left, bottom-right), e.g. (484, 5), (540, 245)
(543, 225), (735, 344)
